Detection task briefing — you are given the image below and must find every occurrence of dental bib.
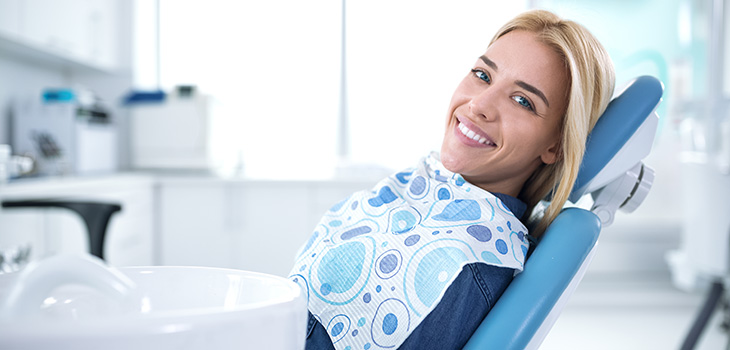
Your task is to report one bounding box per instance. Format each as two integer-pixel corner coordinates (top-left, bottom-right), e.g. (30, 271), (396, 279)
(289, 153), (529, 350)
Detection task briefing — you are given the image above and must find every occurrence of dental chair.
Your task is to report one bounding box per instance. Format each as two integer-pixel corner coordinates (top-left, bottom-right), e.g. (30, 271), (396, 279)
(464, 75), (663, 349)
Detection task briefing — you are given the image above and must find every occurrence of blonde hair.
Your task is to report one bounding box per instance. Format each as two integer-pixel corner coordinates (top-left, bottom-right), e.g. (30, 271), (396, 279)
(490, 10), (615, 237)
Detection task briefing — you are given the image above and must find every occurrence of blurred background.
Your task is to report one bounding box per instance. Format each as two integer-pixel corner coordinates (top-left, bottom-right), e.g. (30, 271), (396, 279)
(0, 0), (728, 348)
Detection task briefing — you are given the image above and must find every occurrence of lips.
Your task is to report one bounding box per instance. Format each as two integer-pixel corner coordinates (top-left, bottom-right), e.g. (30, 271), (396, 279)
(455, 117), (496, 147)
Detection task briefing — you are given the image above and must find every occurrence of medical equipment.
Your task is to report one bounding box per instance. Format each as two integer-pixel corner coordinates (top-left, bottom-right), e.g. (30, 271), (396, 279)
(0, 145), (33, 183)
(464, 75), (663, 349)
(11, 90), (117, 176)
(128, 87), (215, 170)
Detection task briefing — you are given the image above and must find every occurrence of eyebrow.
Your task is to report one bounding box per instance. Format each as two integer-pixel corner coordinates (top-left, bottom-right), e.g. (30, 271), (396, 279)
(479, 55), (551, 108)
(479, 55), (498, 71)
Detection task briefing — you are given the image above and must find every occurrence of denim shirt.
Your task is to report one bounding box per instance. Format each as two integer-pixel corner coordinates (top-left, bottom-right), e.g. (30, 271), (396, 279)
(304, 193), (526, 350)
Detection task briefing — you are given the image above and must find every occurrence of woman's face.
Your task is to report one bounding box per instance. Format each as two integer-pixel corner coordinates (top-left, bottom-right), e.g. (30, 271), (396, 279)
(440, 30), (568, 197)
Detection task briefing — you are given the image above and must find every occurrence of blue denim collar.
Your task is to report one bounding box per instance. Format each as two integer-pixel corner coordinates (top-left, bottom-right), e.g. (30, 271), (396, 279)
(491, 192), (526, 218)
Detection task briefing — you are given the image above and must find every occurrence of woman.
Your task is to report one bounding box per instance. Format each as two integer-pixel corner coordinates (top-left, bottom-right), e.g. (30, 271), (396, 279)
(291, 9), (615, 350)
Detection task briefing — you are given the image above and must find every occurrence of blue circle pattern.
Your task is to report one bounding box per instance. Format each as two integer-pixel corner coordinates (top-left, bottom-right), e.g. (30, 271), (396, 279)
(289, 154), (529, 349)
(382, 313), (398, 335)
(308, 237), (376, 306)
(371, 298), (410, 348)
(327, 314), (351, 344)
(380, 255), (398, 274)
(408, 176), (428, 199)
(414, 247), (467, 308)
(317, 241), (366, 294)
(387, 207), (422, 234)
(404, 234), (420, 246)
(434, 183), (453, 201)
(374, 249), (402, 280)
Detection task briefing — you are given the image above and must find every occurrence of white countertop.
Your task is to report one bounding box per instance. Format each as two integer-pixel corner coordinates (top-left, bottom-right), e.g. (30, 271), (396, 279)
(0, 171), (381, 198)
(0, 173), (156, 199)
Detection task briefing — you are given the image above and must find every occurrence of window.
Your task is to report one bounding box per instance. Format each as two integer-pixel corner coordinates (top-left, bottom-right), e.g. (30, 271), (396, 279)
(143, 0), (527, 178)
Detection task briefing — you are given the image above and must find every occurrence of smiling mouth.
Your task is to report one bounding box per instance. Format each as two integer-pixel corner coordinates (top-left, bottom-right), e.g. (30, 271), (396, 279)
(458, 122), (495, 146)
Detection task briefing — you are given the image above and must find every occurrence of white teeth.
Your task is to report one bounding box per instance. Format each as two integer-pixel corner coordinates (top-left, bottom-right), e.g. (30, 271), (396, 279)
(458, 122), (493, 146)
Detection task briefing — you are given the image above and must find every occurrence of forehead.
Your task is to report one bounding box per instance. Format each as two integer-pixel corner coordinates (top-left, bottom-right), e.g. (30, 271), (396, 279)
(484, 30), (568, 104)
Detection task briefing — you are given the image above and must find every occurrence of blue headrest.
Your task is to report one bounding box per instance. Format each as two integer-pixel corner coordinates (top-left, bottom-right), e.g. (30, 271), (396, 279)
(570, 76), (663, 200)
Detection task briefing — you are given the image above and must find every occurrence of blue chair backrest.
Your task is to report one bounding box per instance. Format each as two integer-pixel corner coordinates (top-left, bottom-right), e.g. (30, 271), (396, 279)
(571, 76), (663, 200)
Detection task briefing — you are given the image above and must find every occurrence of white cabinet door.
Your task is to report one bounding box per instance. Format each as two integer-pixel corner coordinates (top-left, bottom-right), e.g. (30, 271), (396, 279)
(10, 0), (119, 70)
(158, 181), (312, 276)
(98, 183), (156, 266)
(157, 179), (377, 277)
(86, 0), (118, 69)
(0, 0), (22, 38)
(233, 183), (311, 277)
(158, 182), (237, 268)
(22, 0), (90, 59)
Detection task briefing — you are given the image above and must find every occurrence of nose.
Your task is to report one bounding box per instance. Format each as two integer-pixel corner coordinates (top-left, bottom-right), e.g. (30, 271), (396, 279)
(468, 86), (501, 122)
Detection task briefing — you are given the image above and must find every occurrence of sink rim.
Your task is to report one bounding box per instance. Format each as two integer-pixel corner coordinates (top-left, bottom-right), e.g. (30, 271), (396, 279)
(0, 265), (304, 329)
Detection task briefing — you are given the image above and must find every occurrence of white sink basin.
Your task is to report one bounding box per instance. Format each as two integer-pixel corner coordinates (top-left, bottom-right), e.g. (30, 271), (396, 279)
(0, 254), (306, 350)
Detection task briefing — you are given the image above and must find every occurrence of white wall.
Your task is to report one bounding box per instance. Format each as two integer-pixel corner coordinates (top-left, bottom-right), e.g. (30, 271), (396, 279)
(0, 57), (67, 144)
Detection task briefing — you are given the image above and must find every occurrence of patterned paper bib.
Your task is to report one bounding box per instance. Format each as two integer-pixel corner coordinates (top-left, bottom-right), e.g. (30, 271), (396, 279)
(289, 153), (529, 350)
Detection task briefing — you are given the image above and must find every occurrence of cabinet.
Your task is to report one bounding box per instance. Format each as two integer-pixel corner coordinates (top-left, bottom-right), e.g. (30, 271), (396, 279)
(0, 0), (119, 72)
(0, 175), (375, 275)
(0, 175), (156, 266)
(157, 178), (372, 277)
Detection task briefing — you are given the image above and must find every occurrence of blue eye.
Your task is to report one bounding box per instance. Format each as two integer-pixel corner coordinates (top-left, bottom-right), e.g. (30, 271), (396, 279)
(471, 69), (490, 83)
(512, 95), (534, 111)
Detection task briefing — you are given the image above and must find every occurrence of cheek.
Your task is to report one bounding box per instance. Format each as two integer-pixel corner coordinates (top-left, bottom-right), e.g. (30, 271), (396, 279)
(532, 126), (561, 156)
(446, 95), (461, 119)
(512, 121), (558, 151)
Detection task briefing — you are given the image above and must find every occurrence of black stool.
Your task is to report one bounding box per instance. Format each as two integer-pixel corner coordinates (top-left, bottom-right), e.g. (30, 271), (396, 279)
(1, 200), (122, 260)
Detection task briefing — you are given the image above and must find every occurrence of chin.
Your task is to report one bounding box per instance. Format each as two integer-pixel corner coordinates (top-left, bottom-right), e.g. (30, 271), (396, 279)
(439, 149), (465, 174)
(440, 136), (471, 174)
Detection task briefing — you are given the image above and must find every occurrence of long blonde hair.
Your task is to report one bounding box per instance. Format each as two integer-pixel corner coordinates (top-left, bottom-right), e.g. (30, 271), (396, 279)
(490, 10), (615, 237)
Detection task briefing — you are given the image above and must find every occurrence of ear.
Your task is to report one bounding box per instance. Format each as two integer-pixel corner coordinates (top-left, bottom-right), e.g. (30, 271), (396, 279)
(540, 140), (560, 165)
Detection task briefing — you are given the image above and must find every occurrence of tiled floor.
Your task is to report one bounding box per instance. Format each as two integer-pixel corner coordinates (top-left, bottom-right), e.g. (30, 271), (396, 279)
(540, 273), (727, 349)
